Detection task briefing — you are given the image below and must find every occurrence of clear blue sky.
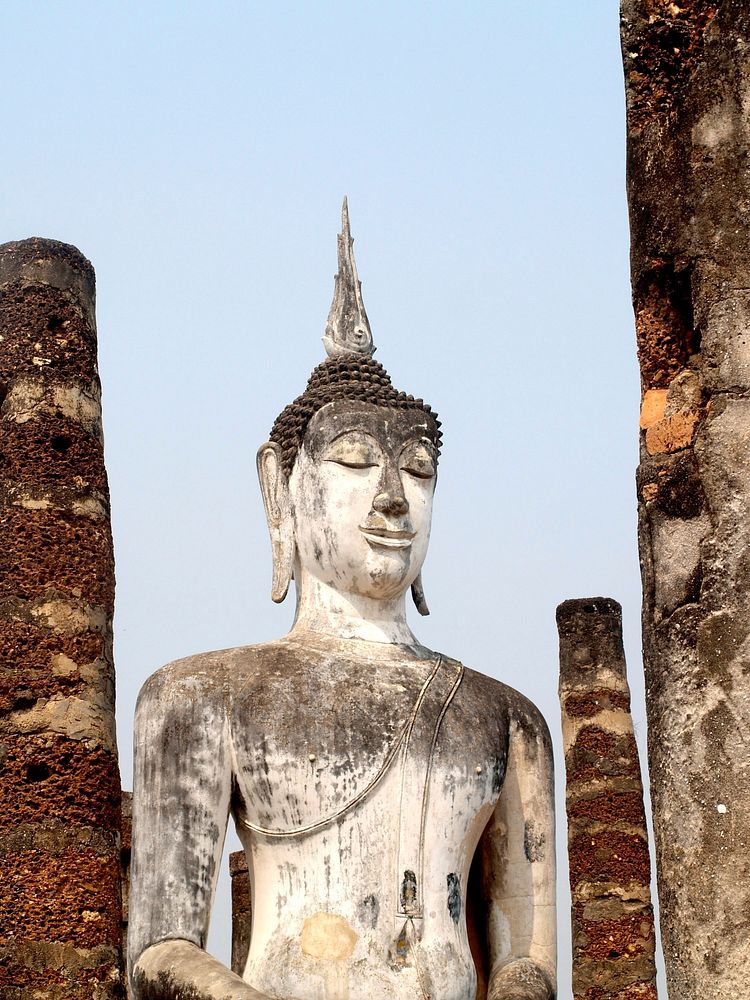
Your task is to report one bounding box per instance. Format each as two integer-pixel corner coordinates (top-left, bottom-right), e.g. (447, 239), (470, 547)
(3, 2), (654, 992)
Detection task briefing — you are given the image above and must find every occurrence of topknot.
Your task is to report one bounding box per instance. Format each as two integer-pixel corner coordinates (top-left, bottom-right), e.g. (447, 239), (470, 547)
(269, 354), (442, 477)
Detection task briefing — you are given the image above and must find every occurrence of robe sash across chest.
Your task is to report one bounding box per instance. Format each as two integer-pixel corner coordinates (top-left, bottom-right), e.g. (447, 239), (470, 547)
(236, 656), (465, 941)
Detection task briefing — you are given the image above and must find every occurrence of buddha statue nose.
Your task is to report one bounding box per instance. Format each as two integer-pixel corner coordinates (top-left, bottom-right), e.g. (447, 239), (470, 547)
(373, 491), (409, 516)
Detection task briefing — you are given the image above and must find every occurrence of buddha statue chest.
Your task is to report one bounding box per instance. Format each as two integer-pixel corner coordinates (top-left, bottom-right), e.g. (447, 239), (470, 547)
(222, 638), (510, 1000)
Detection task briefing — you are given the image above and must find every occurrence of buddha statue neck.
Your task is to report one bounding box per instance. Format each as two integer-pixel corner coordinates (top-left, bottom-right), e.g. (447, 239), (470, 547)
(289, 567), (418, 645)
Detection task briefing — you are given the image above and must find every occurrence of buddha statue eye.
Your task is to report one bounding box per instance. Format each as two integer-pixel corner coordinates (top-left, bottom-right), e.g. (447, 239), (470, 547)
(323, 433), (381, 469)
(400, 442), (436, 480)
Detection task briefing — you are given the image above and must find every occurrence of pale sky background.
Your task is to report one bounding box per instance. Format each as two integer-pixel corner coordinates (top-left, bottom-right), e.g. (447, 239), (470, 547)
(2, 2), (661, 995)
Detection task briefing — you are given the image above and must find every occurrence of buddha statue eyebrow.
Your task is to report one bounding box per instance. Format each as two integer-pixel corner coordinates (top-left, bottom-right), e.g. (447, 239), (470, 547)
(402, 436), (437, 451)
(321, 428), (437, 458)
(326, 427), (380, 445)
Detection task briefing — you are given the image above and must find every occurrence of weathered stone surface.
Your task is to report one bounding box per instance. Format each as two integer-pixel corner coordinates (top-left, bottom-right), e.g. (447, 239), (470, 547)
(558, 599), (656, 1000)
(0, 239), (123, 996)
(622, 4), (750, 994)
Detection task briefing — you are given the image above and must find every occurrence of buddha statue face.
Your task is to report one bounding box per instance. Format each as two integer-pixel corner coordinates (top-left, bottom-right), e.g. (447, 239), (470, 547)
(257, 399), (439, 611)
(290, 400), (438, 601)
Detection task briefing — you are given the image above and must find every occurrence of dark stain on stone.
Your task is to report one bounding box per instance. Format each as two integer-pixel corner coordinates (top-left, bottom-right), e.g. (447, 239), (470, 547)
(400, 869), (417, 911)
(697, 611), (747, 682)
(388, 922), (411, 970)
(446, 872), (461, 924)
(638, 450), (706, 519)
(491, 754), (504, 794)
(523, 821), (546, 863)
(358, 893), (379, 929)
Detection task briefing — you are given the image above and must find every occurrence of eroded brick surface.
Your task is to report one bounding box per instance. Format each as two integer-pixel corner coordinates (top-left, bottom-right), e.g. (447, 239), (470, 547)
(634, 262), (696, 390)
(575, 907), (655, 962)
(0, 848), (121, 946)
(579, 986), (658, 1000)
(623, 2), (718, 128)
(569, 791), (648, 826)
(564, 689), (631, 718)
(0, 619), (104, 672)
(0, 733), (120, 831)
(566, 726), (640, 782)
(0, 415), (107, 489)
(569, 829), (651, 890)
(0, 940), (122, 992)
(0, 282), (97, 385)
(1, 508), (114, 610)
(0, 666), (86, 714)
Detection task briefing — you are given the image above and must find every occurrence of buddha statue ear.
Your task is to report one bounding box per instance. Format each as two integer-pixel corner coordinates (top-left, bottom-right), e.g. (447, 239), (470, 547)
(256, 442), (296, 603)
(411, 574), (430, 616)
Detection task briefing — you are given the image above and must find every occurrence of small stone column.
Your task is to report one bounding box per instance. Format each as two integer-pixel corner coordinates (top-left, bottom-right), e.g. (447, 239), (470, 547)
(229, 850), (252, 976)
(0, 240), (123, 997)
(121, 791), (133, 982)
(557, 598), (657, 1000)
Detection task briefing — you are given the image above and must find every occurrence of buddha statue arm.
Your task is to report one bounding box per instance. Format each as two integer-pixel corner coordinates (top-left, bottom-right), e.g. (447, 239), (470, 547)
(128, 664), (270, 1000)
(132, 940), (271, 999)
(482, 701), (557, 1000)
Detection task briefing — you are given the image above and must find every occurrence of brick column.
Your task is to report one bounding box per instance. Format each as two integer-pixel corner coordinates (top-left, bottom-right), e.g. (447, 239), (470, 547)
(0, 239), (123, 997)
(558, 598), (657, 1000)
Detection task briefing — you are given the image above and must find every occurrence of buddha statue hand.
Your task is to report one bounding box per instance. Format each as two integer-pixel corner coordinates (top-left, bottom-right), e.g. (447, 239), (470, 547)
(487, 958), (556, 1000)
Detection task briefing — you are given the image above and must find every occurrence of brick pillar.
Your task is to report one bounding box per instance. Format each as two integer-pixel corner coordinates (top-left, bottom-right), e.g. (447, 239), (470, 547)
(557, 599), (657, 1000)
(229, 850), (252, 976)
(622, 4), (750, 994)
(0, 239), (123, 997)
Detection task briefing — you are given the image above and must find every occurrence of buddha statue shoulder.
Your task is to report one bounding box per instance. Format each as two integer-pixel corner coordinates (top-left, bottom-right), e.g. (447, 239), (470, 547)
(128, 201), (557, 1000)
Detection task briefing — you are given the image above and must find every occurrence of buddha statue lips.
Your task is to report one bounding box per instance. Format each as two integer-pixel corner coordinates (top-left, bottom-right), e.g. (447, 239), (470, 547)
(127, 202), (557, 1000)
(359, 523), (417, 549)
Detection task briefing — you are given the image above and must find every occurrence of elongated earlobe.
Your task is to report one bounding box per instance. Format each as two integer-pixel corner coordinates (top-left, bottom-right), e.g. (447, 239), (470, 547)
(256, 442), (295, 603)
(411, 574), (430, 616)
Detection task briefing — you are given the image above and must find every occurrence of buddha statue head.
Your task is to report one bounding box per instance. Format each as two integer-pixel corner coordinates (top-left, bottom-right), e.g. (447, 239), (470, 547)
(257, 200), (442, 638)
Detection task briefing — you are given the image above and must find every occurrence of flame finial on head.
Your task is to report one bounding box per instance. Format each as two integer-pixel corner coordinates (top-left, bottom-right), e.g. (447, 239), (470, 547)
(323, 197), (375, 358)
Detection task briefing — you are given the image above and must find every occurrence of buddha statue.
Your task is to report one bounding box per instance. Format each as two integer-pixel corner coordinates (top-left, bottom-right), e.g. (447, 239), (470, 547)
(128, 201), (556, 1000)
